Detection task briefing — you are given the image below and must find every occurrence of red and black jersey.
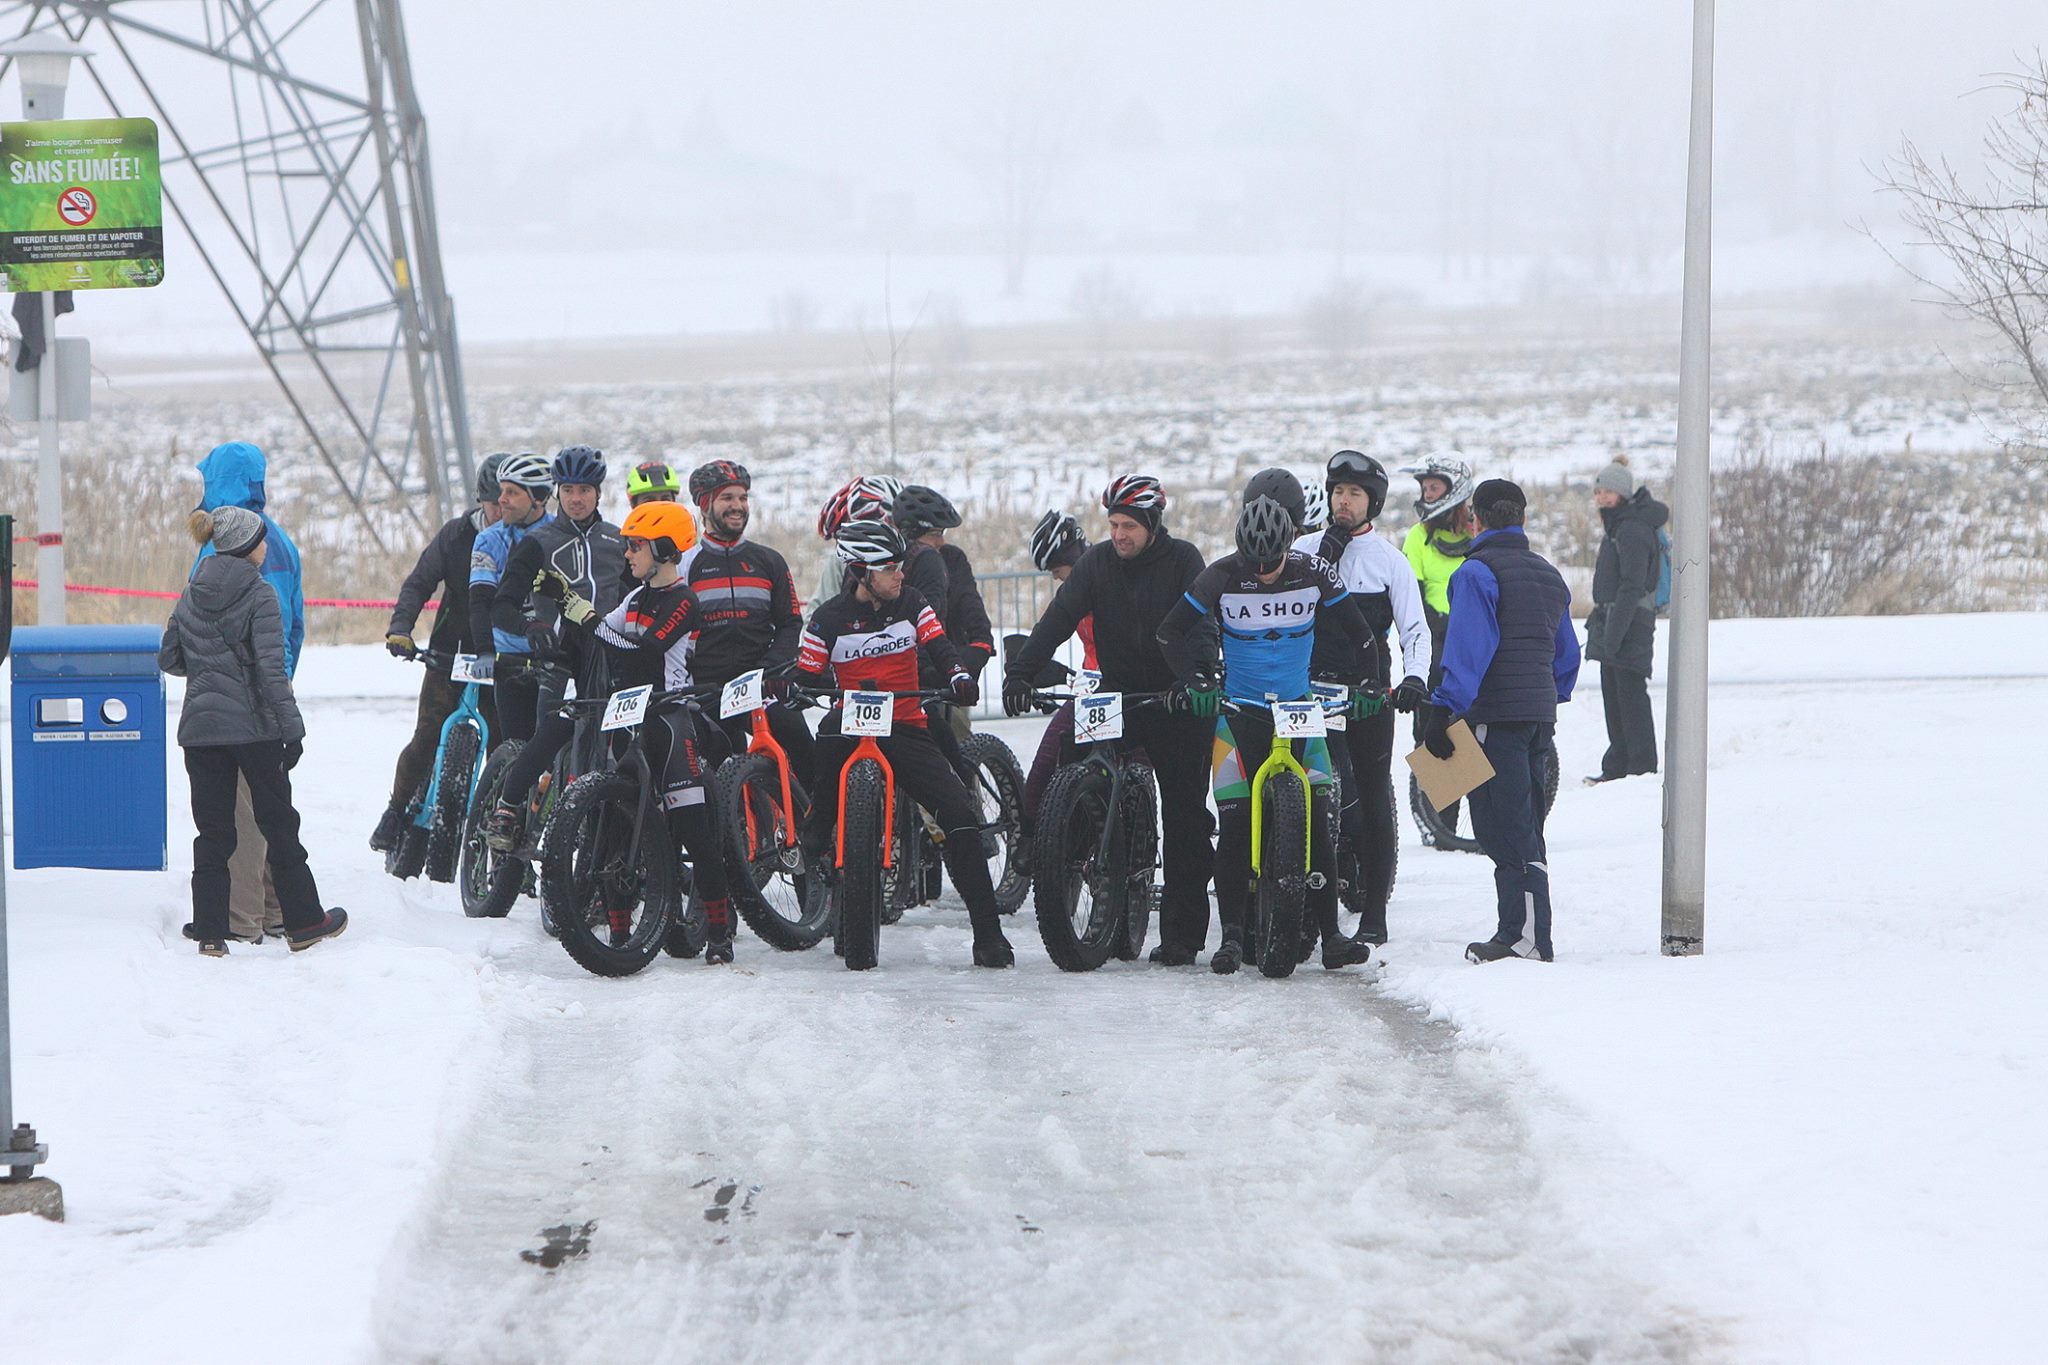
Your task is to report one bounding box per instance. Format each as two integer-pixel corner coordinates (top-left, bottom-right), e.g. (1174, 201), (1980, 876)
(674, 536), (803, 691)
(796, 585), (961, 727)
(591, 578), (703, 692)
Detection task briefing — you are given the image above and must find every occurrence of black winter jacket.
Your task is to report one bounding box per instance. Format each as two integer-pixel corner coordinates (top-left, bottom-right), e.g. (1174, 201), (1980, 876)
(1008, 529), (1208, 695)
(160, 554), (306, 747)
(937, 542), (996, 677)
(1587, 487), (1668, 675)
(388, 509), (486, 667)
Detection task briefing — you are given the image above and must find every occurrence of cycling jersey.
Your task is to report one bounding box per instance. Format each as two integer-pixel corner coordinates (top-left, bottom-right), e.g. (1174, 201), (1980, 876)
(1296, 526), (1430, 684)
(499, 511), (627, 645)
(796, 585), (963, 727)
(1174, 550), (1353, 704)
(469, 512), (553, 653)
(592, 578), (704, 693)
(674, 536), (802, 690)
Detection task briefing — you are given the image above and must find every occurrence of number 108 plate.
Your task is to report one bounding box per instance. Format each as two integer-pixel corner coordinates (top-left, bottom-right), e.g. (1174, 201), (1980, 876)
(842, 690), (894, 736)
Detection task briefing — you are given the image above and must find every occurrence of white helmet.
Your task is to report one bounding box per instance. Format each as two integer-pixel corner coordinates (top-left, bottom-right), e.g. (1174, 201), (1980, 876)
(1298, 481), (1329, 533)
(495, 451), (555, 497)
(1401, 451), (1474, 522)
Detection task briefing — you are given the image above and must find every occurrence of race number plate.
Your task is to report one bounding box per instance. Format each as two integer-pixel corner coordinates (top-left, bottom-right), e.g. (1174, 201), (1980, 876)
(1272, 699), (1327, 739)
(843, 690), (894, 737)
(721, 667), (766, 718)
(1075, 668), (1103, 697)
(601, 684), (653, 732)
(1310, 680), (1349, 732)
(450, 653), (493, 686)
(1074, 690), (1124, 743)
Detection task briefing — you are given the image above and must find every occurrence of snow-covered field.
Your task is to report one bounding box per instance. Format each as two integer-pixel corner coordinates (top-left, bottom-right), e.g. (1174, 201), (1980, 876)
(2, 613), (2043, 1363)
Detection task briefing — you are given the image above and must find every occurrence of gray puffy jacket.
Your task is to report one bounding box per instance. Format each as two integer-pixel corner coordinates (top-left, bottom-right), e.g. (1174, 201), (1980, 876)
(159, 554), (307, 747)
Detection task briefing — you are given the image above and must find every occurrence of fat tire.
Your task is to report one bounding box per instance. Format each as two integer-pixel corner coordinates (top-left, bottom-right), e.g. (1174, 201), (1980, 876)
(961, 733), (1030, 914)
(1409, 770), (1484, 854)
(1112, 763), (1159, 962)
(1032, 763), (1117, 972)
(717, 754), (826, 951)
(385, 785), (430, 881)
(1255, 773), (1308, 979)
(839, 759), (887, 970)
(460, 739), (530, 918)
(542, 772), (675, 978)
(425, 723), (481, 884)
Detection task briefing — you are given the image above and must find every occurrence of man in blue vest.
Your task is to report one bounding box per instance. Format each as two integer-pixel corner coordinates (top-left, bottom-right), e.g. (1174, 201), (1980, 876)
(1420, 479), (1581, 963)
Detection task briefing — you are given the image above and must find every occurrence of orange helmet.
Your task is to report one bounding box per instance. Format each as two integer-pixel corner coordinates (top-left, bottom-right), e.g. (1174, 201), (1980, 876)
(620, 500), (698, 564)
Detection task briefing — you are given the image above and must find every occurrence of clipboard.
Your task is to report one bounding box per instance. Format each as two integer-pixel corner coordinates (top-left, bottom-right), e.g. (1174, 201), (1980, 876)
(1405, 720), (1495, 810)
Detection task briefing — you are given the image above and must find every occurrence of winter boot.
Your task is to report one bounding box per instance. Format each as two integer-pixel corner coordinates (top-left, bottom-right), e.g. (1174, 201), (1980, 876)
(288, 908), (349, 952)
(1322, 935), (1372, 970)
(972, 933), (1015, 968)
(1148, 943), (1197, 966)
(1465, 937), (1550, 964)
(196, 938), (229, 957)
(369, 804), (406, 852)
(1210, 936), (1243, 975)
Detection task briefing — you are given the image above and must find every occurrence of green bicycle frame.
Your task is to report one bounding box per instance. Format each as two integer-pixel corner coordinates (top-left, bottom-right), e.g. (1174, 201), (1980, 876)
(1247, 703), (1315, 877)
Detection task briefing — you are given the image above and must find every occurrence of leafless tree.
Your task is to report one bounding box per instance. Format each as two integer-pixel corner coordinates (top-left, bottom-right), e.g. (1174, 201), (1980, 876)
(857, 254), (928, 466)
(1875, 56), (2048, 459)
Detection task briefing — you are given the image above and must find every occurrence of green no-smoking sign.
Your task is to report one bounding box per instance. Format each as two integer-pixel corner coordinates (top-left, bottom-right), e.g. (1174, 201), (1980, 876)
(0, 117), (164, 291)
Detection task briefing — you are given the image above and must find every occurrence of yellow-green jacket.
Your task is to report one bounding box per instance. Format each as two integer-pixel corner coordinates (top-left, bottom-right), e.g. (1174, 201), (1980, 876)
(1403, 522), (1473, 617)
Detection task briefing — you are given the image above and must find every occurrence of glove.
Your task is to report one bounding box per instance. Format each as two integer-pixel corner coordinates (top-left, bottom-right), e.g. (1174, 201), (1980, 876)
(384, 633), (416, 659)
(949, 669), (980, 706)
(282, 739), (304, 771)
(1171, 678), (1223, 719)
(524, 623), (558, 657)
(558, 591), (597, 627)
(1002, 673), (1034, 718)
(532, 566), (570, 603)
(1349, 686), (1386, 720)
(1391, 676), (1430, 714)
(764, 674), (794, 704)
(1422, 705), (1458, 761)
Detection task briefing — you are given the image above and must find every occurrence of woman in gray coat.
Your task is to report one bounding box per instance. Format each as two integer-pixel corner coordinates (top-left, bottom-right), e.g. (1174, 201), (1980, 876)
(160, 506), (347, 956)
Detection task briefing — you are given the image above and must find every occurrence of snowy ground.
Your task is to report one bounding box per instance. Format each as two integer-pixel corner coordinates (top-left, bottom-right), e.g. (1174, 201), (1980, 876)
(2, 614), (2043, 1362)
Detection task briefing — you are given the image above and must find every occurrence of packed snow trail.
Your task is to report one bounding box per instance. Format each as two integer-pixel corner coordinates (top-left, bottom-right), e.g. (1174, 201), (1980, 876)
(374, 905), (1737, 1364)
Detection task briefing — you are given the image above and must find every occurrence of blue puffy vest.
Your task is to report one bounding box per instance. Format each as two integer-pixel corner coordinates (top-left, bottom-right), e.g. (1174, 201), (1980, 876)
(1465, 532), (1571, 725)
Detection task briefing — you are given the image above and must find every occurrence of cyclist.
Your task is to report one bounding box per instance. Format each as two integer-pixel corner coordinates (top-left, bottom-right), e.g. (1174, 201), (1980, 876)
(468, 452), (556, 743)
(1297, 450), (1430, 945)
(481, 446), (628, 851)
(895, 485), (992, 749)
(627, 459), (681, 508)
(372, 454), (506, 852)
(1015, 510), (1093, 834)
(1156, 494), (1376, 974)
(794, 518), (1014, 969)
(532, 501), (737, 965)
(1002, 475), (1215, 966)
(1400, 451), (1478, 835)
(814, 475), (902, 606)
(678, 459), (813, 772)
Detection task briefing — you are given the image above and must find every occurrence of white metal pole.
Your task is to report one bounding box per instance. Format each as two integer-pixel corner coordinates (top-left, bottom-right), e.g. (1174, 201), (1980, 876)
(36, 291), (63, 626)
(1662, 0), (1714, 955)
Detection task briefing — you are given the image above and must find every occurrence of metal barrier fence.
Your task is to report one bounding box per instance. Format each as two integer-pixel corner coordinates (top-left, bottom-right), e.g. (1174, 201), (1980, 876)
(970, 570), (1086, 721)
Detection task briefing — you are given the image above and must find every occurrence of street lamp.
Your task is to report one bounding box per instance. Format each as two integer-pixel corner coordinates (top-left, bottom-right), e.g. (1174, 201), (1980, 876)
(1, 30), (94, 628)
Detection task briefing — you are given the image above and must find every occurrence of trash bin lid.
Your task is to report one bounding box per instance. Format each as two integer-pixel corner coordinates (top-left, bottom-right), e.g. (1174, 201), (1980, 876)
(9, 625), (163, 679)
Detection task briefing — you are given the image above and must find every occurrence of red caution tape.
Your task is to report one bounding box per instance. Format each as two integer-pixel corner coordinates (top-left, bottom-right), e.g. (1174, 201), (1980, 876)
(11, 578), (439, 610)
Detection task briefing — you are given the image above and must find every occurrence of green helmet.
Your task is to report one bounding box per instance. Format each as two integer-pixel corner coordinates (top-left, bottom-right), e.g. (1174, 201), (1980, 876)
(626, 459), (681, 501)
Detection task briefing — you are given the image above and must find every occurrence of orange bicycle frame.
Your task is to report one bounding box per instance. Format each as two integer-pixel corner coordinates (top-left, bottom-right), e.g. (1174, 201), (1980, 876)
(835, 732), (897, 871)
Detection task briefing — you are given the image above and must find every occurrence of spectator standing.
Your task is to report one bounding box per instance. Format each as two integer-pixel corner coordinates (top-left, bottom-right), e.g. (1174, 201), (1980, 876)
(1584, 457), (1669, 784)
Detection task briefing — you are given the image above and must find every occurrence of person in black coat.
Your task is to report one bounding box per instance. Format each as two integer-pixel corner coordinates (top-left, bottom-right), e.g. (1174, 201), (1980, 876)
(1584, 458), (1669, 783)
(160, 507), (348, 956)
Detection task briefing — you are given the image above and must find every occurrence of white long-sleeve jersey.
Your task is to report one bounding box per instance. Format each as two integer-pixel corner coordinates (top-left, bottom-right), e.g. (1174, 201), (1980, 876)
(1295, 527), (1430, 683)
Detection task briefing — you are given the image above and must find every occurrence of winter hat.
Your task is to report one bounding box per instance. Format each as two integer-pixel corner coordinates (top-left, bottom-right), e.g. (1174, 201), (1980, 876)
(1595, 458), (1635, 497)
(202, 505), (268, 558)
(1473, 479), (1527, 520)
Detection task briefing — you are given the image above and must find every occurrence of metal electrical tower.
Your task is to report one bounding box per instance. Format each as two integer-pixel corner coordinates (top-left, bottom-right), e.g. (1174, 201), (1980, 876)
(1, 0), (472, 547)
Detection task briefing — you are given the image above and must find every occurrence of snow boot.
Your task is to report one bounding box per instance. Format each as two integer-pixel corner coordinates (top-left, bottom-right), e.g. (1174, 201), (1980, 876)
(972, 933), (1015, 968)
(369, 804), (406, 852)
(1322, 936), (1372, 970)
(288, 908), (349, 952)
(1211, 936), (1244, 975)
(1148, 943), (1197, 967)
(196, 938), (229, 957)
(1465, 937), (1550, 964)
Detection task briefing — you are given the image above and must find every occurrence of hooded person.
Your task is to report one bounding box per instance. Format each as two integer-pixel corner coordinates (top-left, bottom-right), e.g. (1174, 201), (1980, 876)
(1584, 456), (1670, 782)
(161, 506), (347, 956)
(190, 441), (307, 942)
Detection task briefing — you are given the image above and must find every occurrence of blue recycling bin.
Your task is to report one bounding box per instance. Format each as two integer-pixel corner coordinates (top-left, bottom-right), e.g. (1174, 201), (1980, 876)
(9, 625), (167, 871)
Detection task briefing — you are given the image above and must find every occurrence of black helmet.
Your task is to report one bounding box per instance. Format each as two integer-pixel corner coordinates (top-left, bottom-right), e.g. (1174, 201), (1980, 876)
(475, 453), (508, 504)
(893, 485), (961, 538)
(1235, 495), (1296, 568)
(1325, 449), (1389, 522)
(834, 517), (910, 569)
(1241, 468), (1306, 527)
(1029, 510), (1085, 571)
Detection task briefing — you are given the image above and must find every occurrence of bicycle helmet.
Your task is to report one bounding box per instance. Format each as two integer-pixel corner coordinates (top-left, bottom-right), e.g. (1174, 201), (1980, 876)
(620, 500), (698, 563)
(1402, 451), (1475, 522)
(835, 517), (909, 569)
(894, 485), (961, 538)
(1029, 509), (1085, 571)
(1299, 481), (1329, 533)
(818, 479), (860, 539)
(627, 460), (680, 501)
(474, 453), (507, 504)
(551, 444), (606, 488)
(688, 458), (751, 506)
(1235, 495), (1296, 569)
(1102, 474), (1167, 520)
(495, 451), (554, 497)
(1325, 449), (1388, 521)
(1240, 467), (1306, 527)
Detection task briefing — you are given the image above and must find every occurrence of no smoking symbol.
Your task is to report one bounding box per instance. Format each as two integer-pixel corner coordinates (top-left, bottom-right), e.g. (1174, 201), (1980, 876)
(58, 186), (97, 226)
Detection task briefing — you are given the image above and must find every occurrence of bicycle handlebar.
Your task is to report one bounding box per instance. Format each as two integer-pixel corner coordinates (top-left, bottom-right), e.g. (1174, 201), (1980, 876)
(1031, 688), (1171, 713)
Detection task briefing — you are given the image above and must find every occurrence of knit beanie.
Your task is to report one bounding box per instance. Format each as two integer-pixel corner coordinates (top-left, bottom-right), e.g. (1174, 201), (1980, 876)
(1595, 459), (1635, 497)
(205, 506), (268, 558)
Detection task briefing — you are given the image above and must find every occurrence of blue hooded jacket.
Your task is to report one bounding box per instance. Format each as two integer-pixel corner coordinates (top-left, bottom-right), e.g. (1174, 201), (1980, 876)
(192, 441), (305, 677)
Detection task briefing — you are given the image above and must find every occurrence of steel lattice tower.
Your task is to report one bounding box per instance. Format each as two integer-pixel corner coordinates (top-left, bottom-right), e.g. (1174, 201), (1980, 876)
(2, 0), (471, 548)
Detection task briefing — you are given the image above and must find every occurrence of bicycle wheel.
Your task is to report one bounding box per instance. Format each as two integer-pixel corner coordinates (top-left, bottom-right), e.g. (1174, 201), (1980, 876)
(1032, 763), (1117, 972)
(1254, 772), (1309, 979)
(425, 723), (481, 884)
(960, 733), (1030, 914)
(385, 783), (430, 881)
(882, 805), (916, 925)
(1112, 762), (1159, 962)
(1409, 770), (1484, 854)
(839, 758), (887, 971)
(717, 754), (826, 951)
(460, 739), (530, 918)
(542, 772), (676, 977)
